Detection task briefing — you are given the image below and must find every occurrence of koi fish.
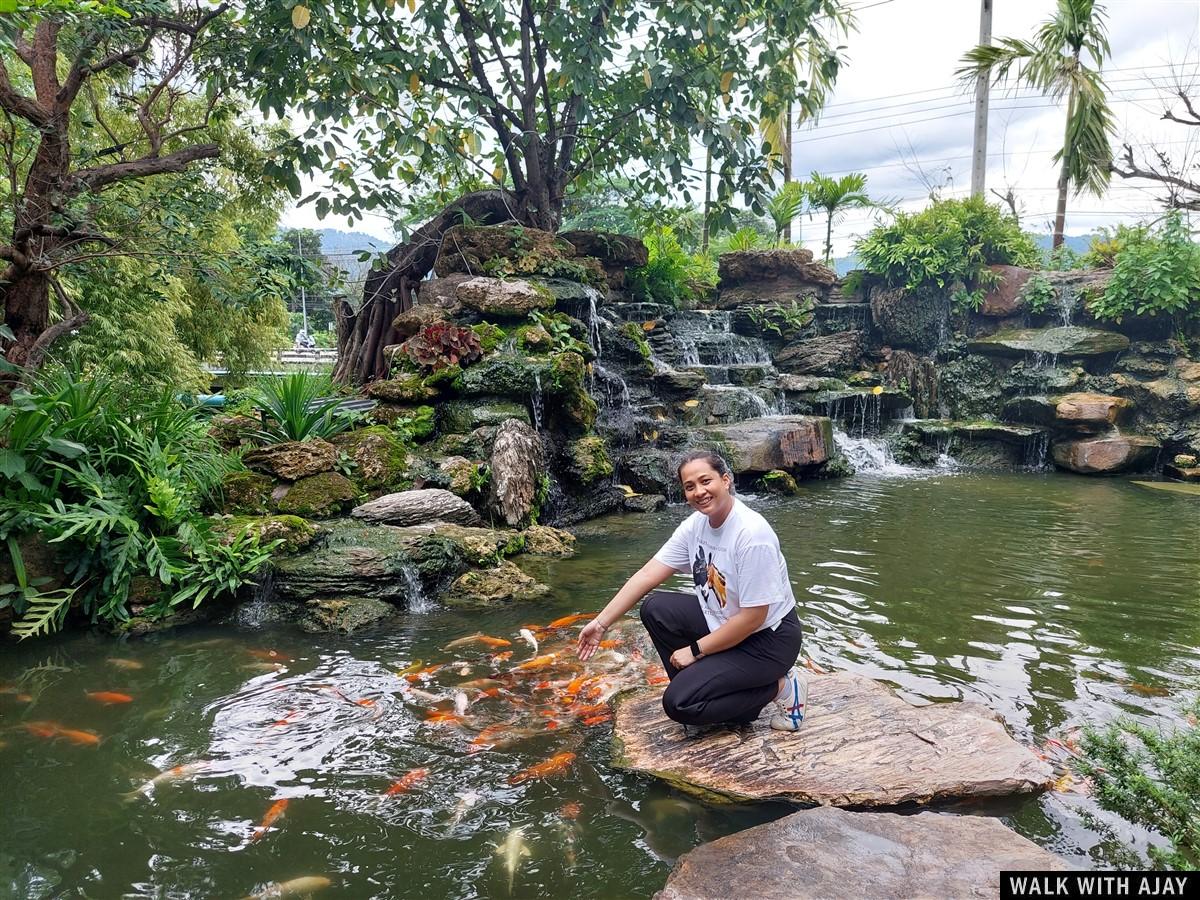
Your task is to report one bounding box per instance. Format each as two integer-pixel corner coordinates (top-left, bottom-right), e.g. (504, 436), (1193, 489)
(804, 658), (828, 675)
(247, 649), (291, 662)
(508, 751), (576, 785)
(59, 728), (101, 746)
(459, 678), (505, 691)
(645, 665), (669, 686)
(15, 693), (31, 703)
(106, 658), (145, 671)
(395, 660), (424, 676)
(122, 760), (211, 801)
(445, 791), (479, 834)
(424, 710), (465, 725)
(548, 613), (593, 629)
(559, 801), (582, 820)
(598, 639), (623, 650)
(518, 628), (539, 653)
(403, 686), (443, 704)
(241, 876), (332, 899)
(475, 688), (502, 700)
(454, 691), (469, 716)
(353, 698), (377, 708)
(490, 651), (513, 664)
(514, 654), (558, 672)
(250, 798), (289, 842)
(271, 709), (300, 727)
(571, 703), (610, 718)
(582, 714), (611, 726)
(495, 826), (531, 894)
(556, 819), (580, 868)
(404, 664), (445, 684)
(86, 691), (133, 705)
(22, 721), (61, 739)
(445, 633), (512, 650)
(383, 767), (428, 796)
(243, 662), (285, 673)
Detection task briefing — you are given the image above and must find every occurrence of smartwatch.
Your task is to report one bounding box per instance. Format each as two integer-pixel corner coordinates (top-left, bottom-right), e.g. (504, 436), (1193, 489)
(689, 640), (704, 659)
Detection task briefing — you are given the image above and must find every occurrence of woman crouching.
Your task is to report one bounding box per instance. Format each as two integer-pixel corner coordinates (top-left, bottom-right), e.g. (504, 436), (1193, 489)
(576, 451), (807, 732)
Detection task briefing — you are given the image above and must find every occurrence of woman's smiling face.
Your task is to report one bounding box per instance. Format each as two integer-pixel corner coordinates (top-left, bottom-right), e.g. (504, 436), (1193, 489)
(679, 459), (734, 521)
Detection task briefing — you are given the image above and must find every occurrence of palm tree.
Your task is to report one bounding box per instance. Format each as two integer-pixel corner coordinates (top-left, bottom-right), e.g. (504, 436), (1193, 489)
(957, 0), (1115, 250)
(766, 181), (808, 247)
(806, 172), (871, 264)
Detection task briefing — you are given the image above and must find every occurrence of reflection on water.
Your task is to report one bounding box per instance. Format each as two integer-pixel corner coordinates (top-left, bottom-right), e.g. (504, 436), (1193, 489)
(2, 473), (1198, 896)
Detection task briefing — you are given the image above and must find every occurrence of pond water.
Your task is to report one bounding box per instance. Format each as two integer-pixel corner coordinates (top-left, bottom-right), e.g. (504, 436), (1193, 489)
(2, 472), (1198, 898)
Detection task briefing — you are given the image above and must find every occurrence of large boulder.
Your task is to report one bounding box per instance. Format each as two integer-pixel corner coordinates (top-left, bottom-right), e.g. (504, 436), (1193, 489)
(869, 285), (949, 353)
(208, 414), (261, 452)
(331, 426), (408, 491)
(220, 471), (274, 515)
(489, 418), (545, 527)
(456, 276), (555, 319)
(1054, 392), (1133, 434)
(520, 524), (576, 556)
(655, 807), (1071, 900)
(275, 471), (359, 519)
(433, 223), (604, 284)
(1052, 435), (1161, 474)
(697, 415), (833, 474)
(774, 331), (863, 376)
(558, 231), (648, 290)
(445, 559), (550, 607)
(614, 672), (1052, 806)
(351, 488), (483, 526)
(299, 596), (397, 634)
(243, 439), (336, 481)
(364, 375), (438, 405)
(980, 264), (1035, 316)
(968, 326), (1129, 360)
(716, 249), (836, 307)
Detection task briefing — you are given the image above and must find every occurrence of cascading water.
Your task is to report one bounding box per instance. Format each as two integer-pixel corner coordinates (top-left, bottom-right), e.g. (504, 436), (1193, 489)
(401, 563), (432, 613)
(530, 371), (544, 431)
(834, 426), (957, 477)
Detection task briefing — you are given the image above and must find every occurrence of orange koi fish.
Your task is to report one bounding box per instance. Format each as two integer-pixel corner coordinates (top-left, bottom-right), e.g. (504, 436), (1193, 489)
(548, 613), (593, 629)
(403, 664), (445, 684)
(271, 709), (300, 727)
(22, 720), (61, 739)
(559, 801), (582, 820)
(571, 703), (610, 718)
(247, 649), (292, 662)
(15, 693), (32, 703)
(459, 677), (505, 690)
(424, 710), (465, 725)
(490, 651), (513, 664)
(383, 768), (428, 796)
(353, 698), (377, 708)
(251, 798), (289, 841)
(475, 688), (501, 700)
(645, 665), (669, 686)
(598, 639), (623, 650)
(57, 728), (102, 746)
(444, 633), (512, 650)
(508, 751), (576, 785)
(514, 654), (558, 672)
(563, 675), (587, 699)
(545, 719), (561, 730)
(582, 714), (612, 726)
(86, 691), (134, 705)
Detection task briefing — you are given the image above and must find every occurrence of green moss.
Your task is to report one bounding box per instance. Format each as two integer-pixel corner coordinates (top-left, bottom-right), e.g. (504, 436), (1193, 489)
(472, 321), (508, 353)
(332, 425), (408, 490)
(397, 404), (436, 441)
(761, 470), (799, 495)
(365, 374), (437, 404)
(623, 321), (653, 359)
(220, 470), (273, 515)
(276, 471), (359, 519)
(423, 364), (464, 395)
(501, 531), (527, 556)
(568, 436), (614, 484)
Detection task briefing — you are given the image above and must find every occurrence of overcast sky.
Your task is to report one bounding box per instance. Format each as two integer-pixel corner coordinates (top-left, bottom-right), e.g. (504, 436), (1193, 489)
(281, 0), (1200, 256)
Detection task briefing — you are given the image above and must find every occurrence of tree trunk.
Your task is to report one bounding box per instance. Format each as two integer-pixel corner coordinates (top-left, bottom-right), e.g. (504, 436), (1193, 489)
(334, 189), (521, 385)
(2, 269), (51, 371)
(1052, 80), (1079, 251)
(782, 102), (793, 244)
(824, 211), (834, 264)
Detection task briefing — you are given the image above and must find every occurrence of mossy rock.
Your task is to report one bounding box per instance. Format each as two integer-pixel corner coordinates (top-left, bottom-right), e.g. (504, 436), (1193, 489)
(371, 403), (437, 442)
(472, 321), (509, 353)
(444, 559), (551, 607)
(423, 364), (464, 396)
(566, 436), (614, 484)
(761, 470), (800, 495)
(520, 525), (576, 556)
(365, 375), (438, 404)
(622, 321), (653, 359)
(439, 456), (482, 497)
(332, 426), (408, 491)
(220, 470), (274, 515)
(208, 414), (262, 452)
(461, 355), (540, 398)
(276, 472), (360, 519)
(217, 514), (319, 555)
(440, 398), (531, 433)
(299, 596), (396, 634)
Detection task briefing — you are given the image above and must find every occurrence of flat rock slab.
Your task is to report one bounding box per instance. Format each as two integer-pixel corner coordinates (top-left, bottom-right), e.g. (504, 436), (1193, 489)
(614, 673), (1051, 806)
(655, 806), (1072, 900)
(968, 326), (1128, 359)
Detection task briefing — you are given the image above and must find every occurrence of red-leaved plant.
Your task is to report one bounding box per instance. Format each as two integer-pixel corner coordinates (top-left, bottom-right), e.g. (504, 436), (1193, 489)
(401, 322), (483, 371)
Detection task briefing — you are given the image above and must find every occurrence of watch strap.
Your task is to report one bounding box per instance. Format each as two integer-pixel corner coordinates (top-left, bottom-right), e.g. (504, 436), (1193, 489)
(689, 640), (703, 658)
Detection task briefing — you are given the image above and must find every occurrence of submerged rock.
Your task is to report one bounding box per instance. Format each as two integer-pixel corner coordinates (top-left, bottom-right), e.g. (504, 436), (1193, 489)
(696, 416), (833, 474)
(489, 419), (545, 527)
(445, 559), (550, 607)
(623, 493), (666, 512)
(613, 672), (1052, 806)
(1051, 435), (1160, 474)
(655, 806), (1071, 900)
(244, 439), (337, 481)
(299, 596), (397, 633)
(968, 326), (1129, 359)
(351, 488), (482, 527)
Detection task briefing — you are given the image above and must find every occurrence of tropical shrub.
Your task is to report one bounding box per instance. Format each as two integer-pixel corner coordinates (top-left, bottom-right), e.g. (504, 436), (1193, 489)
(1020, 273), (1057, 315)
(627, 225), (717, 307)
(0, 369), (274, 638)
(401, 322), (483, 372)
(854, 196), (1039, 309)
(251, 370), (360, 443)
(1075, 699), (1200, 869)
(1086, 212), (1200, 325)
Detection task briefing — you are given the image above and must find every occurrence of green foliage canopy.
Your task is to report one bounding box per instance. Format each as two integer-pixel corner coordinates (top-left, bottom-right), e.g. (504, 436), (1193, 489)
(1087, 211), (1200, 325)
(231, 0), (850, 230)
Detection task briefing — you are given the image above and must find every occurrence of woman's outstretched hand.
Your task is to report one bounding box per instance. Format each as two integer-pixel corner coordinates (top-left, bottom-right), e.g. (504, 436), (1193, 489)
(576, 618), (607, 661)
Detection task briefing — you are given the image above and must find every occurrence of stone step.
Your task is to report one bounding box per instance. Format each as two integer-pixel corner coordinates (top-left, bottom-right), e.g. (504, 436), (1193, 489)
(614, 671), (1052, 806)
(967, 325), (1129, 360)
(655, 806), (1072, 900)
(679, 363), (772, 386)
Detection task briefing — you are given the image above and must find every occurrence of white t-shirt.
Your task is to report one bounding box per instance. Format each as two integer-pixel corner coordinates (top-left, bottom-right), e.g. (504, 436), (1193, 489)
(653, 497), (796, 634)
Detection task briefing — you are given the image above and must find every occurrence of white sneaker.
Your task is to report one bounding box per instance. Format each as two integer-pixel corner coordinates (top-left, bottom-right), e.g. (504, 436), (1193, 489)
(769, 668), (808, 732)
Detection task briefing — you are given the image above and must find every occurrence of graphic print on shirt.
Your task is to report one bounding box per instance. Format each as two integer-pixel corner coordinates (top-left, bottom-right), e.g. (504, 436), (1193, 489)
(691, 546), (728, 609)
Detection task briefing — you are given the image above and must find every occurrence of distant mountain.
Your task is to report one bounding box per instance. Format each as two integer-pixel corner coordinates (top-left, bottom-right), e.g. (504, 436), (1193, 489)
(316, 228), (392, 254)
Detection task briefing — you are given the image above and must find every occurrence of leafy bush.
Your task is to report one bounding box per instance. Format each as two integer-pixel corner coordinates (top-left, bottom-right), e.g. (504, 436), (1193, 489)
(1086, 212), (1200, 325)
(251, 370), (360, 443)
(854, 196), (1039, 305)
(1075, 699), (1200, 869)
(627, 225), (717, 307)
(1083, 225), (1137, 268)
(746, 298), (816, 339)
(401, 322), (483, 372)
(528, 311), (591, 356)
(0, 369), (274, 637)
(1020, 273), (1056, 315)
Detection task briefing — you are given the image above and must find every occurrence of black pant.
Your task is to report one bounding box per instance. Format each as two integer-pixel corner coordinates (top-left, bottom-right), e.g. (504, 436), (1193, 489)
(639, 589), (803, 726)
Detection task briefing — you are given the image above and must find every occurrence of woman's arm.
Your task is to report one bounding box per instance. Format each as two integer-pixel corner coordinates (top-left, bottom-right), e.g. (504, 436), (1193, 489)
(669, 604), (769, 669)
(577, 559), (677, 660)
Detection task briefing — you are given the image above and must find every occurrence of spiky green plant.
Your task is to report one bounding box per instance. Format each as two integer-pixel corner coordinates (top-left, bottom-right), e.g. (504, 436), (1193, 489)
(251, 370), (359, 443)
(806, 171), (872, 264)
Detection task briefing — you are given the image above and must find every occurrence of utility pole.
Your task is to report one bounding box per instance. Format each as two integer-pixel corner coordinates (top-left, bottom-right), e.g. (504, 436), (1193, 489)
(296, 230), (309, 336)
(970, 0), (993, 198)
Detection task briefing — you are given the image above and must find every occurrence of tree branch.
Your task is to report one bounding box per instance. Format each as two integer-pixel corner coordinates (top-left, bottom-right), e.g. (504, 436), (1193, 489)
(22, 277), (90, 376)
(0, 57), (51, 127)
(1111, 143), (1200, 210)
(70, 143), (221, 193)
